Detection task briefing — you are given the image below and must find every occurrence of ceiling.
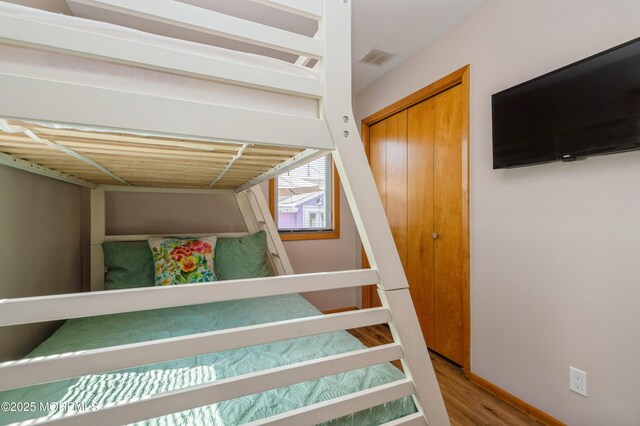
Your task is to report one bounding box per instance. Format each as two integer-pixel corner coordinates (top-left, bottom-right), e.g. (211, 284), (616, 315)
(5, 0), (487, 93)
(351, 0), (487, 92)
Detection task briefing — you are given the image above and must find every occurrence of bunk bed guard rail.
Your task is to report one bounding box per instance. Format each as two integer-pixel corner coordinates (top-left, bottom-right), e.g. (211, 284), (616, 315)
(0, 270), (420, 425)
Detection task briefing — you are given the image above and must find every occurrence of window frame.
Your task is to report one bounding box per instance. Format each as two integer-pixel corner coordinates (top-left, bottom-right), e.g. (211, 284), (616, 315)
(268, 158), (340, 241)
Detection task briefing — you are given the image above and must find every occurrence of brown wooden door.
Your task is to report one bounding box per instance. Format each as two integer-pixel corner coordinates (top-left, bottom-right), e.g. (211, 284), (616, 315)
(368, 109), (409, 308)
(407, 99), (436, 349)
(431, 85), (464, 365)
(365, 85), (464, 366)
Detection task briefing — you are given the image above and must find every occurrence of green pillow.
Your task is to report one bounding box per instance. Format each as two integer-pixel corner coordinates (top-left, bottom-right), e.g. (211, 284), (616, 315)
(215, 231), (272, 281)
(102, 241), (155, 290)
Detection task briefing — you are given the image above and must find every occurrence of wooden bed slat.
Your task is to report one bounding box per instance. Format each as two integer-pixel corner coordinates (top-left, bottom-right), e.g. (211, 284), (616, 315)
(7, 127), (243, 151)
(1, 146), (236, 161)
(0, 142), (237, 158)
(209, 143), (249, 188)
(0, 134), (240, 156)
(99, 186), (235, 195)
(0, 119), (308, 189)
(4, 133), (301, 159)
(0, 308), (392, 391)
(0, 270), (380, 326)
(236, 148), (326, 192)
(28, 344), (403, 426)
(17, 125), (305, 154)
(0, 151), (95, 187)
(0, 119), (129, 185)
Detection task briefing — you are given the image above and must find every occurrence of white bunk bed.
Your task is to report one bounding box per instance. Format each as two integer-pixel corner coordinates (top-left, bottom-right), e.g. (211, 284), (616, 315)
(0, 1), (449, 424)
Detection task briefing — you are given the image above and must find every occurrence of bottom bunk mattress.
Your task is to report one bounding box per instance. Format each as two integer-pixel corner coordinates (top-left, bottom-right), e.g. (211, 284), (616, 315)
(0, 293), (416, 425)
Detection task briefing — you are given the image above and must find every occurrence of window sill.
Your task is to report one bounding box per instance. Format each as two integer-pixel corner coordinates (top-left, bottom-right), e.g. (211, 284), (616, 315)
(279, 230), (340, 241)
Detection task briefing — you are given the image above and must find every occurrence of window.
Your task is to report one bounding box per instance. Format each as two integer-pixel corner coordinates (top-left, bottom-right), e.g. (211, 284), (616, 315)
(269, 155), (340, 241)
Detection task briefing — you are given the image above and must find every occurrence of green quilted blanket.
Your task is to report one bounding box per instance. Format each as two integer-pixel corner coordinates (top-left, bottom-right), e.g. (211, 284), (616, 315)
(0, 294), (415, 425)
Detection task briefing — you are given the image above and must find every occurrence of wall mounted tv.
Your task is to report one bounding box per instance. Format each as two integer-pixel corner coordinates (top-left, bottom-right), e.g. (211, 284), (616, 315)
(492, 37), (640, 169)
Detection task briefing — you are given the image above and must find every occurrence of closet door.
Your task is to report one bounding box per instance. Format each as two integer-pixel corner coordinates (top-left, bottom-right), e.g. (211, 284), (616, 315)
(432, 85), (464, 365)
(367, 118), (386, 308)
(407, 100), (435, 348)
(366, 85), (464, 366)
(367, 110), (408, 308)
(385, 110), (408, 271)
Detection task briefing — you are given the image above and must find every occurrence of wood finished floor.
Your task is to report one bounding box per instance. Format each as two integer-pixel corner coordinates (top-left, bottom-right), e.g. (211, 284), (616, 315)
(348, 325), (544, 426)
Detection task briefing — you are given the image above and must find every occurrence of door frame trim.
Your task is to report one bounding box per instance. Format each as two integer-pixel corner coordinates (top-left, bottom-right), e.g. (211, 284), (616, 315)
(360, 65), (470, 372)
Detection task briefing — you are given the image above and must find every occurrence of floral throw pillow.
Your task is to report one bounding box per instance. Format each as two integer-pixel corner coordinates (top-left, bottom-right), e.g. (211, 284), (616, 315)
(148, 236), (218, 286)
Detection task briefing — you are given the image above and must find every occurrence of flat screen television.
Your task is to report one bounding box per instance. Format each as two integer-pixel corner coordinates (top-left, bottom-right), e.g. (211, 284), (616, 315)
(492, 37), (640, 169)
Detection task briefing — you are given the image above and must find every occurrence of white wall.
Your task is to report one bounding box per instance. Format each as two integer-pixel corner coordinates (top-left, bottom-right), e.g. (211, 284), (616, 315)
(105, 192), (246, 235)
(106, 186), (359, 311)
(355, 1), (640, 424)
(0, 165), (83, 361)
(260, 181), (358, 311)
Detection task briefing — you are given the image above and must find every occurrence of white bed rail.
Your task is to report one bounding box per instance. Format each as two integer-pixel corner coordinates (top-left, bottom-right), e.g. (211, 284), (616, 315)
(29, 345), (404, 426)
(68, 0), (322, 59)
(0, 308), (391, 391)
(0, 0), (332, 150)
(0, 269), (419, 425)
(0, 1), (322, 98)
(0, 74), (333, 151)
(246, 379), (417, 426)
(381, 413), (429, 426)
(0, 270), (378, 327)
(249, 0), (322, 20)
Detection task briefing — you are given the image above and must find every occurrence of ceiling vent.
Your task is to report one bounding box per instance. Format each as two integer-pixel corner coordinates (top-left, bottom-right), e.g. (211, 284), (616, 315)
(358, 49), (395, 66)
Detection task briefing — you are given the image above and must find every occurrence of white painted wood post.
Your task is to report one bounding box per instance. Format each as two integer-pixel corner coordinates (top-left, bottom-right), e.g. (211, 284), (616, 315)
(89, 186), (105, 291)
(234, 190), (261, 235)
(322, 1), (450, 424)
(234, 187), (294, 276)
(248, 186), (295, 275)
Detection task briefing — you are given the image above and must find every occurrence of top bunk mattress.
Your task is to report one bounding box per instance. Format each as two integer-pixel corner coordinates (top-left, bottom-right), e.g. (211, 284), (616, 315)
(0, 293), (416, 425)
(0, 2), (319, 118)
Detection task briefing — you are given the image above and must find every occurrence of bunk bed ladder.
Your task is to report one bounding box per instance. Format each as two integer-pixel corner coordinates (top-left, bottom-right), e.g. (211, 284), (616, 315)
(322, 1), (450, 424)
(235, 186), (294, 276)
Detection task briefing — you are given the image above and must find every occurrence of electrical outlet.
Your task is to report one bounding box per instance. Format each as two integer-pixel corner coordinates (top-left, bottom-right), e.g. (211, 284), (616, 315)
(569, 367), (587, 397)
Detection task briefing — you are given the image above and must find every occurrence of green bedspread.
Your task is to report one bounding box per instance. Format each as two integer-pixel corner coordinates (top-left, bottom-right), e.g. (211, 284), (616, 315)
(0, 294), (415, 425)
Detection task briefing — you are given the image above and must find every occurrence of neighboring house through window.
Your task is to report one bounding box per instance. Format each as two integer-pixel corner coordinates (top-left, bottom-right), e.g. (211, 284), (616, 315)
(269, 155), (340, 241)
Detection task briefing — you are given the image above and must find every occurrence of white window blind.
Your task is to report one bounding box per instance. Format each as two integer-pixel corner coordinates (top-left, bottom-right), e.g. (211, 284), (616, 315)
(274, 155), (333, 233)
